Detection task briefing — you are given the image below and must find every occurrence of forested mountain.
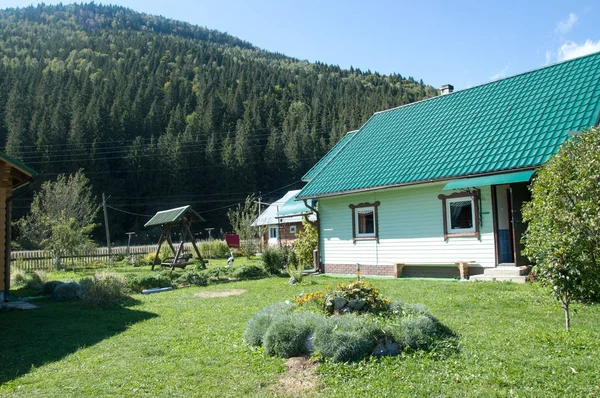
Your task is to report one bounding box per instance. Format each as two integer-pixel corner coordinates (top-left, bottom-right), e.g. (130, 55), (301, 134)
(0, 3), (438, 245)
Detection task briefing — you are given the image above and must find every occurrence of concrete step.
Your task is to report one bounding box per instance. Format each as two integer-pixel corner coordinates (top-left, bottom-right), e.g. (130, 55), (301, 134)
(470, 275), (528, 283)
(480, 266), (530, 277)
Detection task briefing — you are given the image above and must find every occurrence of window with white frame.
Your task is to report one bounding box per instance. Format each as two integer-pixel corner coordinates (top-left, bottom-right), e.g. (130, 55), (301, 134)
(269, 226), (278, 239)
(349, 201), (380, 242)
(438, 191), (480, 239)
(290, 225), (297, 234)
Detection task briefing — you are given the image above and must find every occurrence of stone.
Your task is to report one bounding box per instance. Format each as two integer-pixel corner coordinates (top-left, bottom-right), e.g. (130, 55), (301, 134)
(333, 297), (348, 311)
(372, 338), (400, 357)
(347, 299), (367, 311)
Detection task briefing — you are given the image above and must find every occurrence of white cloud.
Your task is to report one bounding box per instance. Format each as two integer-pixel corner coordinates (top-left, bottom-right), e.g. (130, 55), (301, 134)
(558, 39), (600, 61)
(544, 50), (552, 65)
(555, 12), (578, 34)
(490, 62), (511, 81)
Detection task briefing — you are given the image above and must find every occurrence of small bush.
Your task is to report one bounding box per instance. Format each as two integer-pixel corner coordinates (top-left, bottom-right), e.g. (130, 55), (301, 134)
(403, 303), (431, 316)
(313, 315), (380, 362)
(199, 240), (230, 259)
(243, 302), (296, 346)
(43, 280), (64, 295)
(10, 270), (48, 293)
(52, 281), (81, 301)
(230, 265), (268, 279)
(80, 271), (129, 307)
(399, 315), (440, 350)
(260, 247), (287, 274)
(171, 270), (207, 286)
(263, 312), (322, 358)
(126, 274), (173, 292)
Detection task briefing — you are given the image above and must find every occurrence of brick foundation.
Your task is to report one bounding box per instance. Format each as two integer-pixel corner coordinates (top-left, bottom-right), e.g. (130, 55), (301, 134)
(324, 263), (483, 279)
(323, 263), (395, 277)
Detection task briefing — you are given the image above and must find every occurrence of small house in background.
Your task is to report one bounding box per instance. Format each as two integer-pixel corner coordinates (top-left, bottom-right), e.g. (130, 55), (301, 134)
(0, 152), (36, 302)
(252, 190), (316, 248)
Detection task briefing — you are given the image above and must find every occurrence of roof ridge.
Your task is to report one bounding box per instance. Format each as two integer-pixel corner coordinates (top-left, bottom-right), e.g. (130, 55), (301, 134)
(373, 50), (600, 117)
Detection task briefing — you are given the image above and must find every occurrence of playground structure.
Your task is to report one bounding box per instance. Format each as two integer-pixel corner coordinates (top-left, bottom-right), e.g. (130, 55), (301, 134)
(144, 206), (205, 270)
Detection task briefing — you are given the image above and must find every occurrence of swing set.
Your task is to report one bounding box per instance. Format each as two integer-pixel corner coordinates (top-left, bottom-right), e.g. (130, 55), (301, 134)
(144, 205), (205, 270)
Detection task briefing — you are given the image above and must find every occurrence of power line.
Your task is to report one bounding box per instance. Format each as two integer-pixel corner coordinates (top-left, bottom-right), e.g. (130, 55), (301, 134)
(106, 205), (153, 218)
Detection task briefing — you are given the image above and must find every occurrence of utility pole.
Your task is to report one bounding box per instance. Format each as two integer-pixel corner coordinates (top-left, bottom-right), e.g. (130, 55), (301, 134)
(102, 193), (112, 265)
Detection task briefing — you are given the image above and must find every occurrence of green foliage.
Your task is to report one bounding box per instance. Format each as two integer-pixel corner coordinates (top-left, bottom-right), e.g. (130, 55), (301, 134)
(126, 274), (173, 292)
(199, 240), (230, 259)
(51, 282), (81, 301)
(294, 219), (317, 269)
(243, 302), (297, 346)
(313, 314), (380, 362)
(10, 270), (48, 293)
(170, 270), (208, 286)
(229, 265), (268, 279)
(227, 195), (262, 259)
(263, 312), (322, 358)
(522, 126), (600, 330)
(259, 247), (288, 275)
(79, 271), (129, 307)
(398, 315), (441, 350)
(286, 250), (304, 283)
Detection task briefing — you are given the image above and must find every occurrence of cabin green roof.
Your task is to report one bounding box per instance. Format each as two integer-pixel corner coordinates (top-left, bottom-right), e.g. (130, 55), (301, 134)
(144, 205), (205, 228)
(302, 130), (357, 181)
(298, 52), (600, 199)
(0, 151), (37, 178)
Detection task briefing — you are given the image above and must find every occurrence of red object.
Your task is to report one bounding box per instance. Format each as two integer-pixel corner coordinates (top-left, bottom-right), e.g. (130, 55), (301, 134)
(224, 234), (240, 248)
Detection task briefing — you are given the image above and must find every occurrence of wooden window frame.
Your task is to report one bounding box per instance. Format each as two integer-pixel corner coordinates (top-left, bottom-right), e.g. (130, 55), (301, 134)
(438, 191), (480, 240)
(349, 201), (380, 243)
(289, 225), (297, 234)
(268, 226), (278, 239)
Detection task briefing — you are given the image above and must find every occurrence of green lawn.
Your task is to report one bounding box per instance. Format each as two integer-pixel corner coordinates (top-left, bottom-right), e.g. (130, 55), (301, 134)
(1, 272), (599, 397)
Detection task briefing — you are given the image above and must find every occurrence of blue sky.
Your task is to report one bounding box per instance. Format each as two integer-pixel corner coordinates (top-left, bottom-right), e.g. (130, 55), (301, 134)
(2, 0), (600, 89)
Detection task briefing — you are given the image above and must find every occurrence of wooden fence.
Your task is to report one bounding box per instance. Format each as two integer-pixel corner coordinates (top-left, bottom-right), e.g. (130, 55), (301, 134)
(11, 243), (194, 271)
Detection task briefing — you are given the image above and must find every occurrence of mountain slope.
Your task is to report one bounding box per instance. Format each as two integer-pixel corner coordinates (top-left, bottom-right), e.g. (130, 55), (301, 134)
(0, 3), (438, 242)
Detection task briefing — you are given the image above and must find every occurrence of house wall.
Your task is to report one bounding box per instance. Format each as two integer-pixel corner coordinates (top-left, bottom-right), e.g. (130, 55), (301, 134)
(318, 182), (496, 277)
(0, 168), (12, 302)
(261, 221), (304, 248)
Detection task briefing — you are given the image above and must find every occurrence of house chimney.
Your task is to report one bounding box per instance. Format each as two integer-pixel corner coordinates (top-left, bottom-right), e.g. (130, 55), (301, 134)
(440, 84), (454, 95)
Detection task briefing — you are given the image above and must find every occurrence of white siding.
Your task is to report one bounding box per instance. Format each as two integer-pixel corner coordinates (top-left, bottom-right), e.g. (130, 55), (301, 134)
(319, 182), (496, 268)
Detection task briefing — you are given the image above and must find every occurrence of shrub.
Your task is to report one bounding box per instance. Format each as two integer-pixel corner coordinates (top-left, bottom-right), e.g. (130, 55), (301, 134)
(286, 250), (304, 283)
(263, 312), (322, 358)
(260, 247), (287, 275)
(230, 265), (268, 280)
(10, 269), (48, 293)
(126, 274), (173, 292)
(171, 270), (207, 286)
(52, 281), (81, 301)
(294, 219), (317, 269)
(296, 281), (391, 315)
(243, 302), (296, 346)
(80, 271), (129, 307)
(313, 315), (380, 362)
(398, 315), (440, 350)
(43, 280), (64, 295)
(199, 240), (230, 259)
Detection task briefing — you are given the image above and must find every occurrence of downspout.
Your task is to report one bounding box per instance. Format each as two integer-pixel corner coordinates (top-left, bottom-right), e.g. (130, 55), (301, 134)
(4, 178), (34, 302)
(302, 199), (321, 273)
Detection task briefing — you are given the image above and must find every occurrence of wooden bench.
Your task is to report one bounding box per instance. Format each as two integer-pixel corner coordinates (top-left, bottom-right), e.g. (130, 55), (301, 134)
(161, 253), (194, 270)
(394, 261), (475, 280)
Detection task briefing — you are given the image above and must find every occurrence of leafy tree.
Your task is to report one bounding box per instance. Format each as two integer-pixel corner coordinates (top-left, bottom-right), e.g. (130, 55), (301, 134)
(227, 195), (262, 259)
(294, 218), (318, 270)
(522, 127), (600, 331)
(17, 170), (100, 265)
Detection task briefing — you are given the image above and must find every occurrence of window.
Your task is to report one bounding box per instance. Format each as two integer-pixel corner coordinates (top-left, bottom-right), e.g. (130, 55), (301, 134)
(269, 227), (278, 239)
(349, 201), (380, 242)
(438, 191), (480, 239)
(290, 225), (297, 234)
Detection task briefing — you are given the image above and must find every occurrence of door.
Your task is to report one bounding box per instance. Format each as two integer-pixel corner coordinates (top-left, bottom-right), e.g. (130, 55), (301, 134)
(509, 182), (531, 266)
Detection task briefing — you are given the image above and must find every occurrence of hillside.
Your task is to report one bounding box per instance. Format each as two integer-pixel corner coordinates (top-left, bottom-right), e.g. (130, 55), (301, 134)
(0, 3), (438, 244)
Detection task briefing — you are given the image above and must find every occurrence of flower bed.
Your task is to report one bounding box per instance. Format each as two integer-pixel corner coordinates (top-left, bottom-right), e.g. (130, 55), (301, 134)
(244, 280), (456, 362)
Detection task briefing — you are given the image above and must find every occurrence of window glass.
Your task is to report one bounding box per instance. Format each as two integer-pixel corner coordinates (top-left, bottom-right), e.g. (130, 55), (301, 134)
(290, 225), (297, 234)
(356, 208), (375, 235)
(448, 199), (473, 231)
(269, 227), (278, 239)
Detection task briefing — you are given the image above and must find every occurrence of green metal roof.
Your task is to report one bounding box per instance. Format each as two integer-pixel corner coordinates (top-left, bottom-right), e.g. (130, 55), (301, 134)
(442, 170), (535, 191)
(298, 52), (600, 199)
(276, 193), (316, 218)
(144, 205), (205, 228)
(302, 130), (357, 181)
(0, 150), (37, 177)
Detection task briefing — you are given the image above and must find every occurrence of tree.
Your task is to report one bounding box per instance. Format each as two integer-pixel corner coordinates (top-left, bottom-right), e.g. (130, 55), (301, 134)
(227, 195), (262, 259)
(522, 127), (600, 331)
(294, 218), (317, 270)
(17, 170), (100, 266)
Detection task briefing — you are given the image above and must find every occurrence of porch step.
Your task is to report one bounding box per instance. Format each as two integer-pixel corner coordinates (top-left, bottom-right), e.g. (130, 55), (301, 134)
(470, 265), (531, 283)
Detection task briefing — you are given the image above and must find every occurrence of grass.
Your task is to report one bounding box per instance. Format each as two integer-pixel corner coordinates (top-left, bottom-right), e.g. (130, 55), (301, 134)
(1, 273), (599, 397)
